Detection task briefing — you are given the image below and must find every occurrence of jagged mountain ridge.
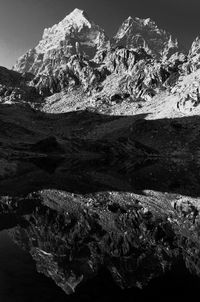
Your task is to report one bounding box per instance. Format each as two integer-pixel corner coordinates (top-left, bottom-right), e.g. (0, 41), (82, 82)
(1, 9), (200, 117)
(0, 8), (199, 117)
(11, 8), (186, 110)
(14, 9), (110, 75)
(113, 16), (179, 60)
(14, 9), (180, 75)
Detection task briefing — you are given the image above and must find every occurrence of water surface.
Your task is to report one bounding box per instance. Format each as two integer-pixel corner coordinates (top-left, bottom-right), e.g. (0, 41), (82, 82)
(0, 158), (200, 301)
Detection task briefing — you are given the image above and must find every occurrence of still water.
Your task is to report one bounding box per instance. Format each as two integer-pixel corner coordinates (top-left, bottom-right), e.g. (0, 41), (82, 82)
(0, 158), (200, 301)
(0, 230), (199, 302)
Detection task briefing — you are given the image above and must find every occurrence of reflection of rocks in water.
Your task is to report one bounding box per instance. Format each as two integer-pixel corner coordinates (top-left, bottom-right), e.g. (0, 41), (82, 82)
(1, 158), (200, 295)
(1, 188), (200, 295)
(30, 156), (65, 174)
(1, 157), (200, 196)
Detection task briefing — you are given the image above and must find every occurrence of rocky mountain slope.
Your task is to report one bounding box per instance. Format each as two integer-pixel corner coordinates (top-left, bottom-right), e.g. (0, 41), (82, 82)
(14, 9), (109, 74)
(11, 8), (185, 112)
(0, 8), (196, 117)
(2, 8), (200, 160)
(113, 16), (179, 60)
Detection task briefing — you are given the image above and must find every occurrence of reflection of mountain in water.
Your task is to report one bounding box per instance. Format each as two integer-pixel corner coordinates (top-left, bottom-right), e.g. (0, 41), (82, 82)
(1, 158), (200, 296)
(1, 157), (200, 196)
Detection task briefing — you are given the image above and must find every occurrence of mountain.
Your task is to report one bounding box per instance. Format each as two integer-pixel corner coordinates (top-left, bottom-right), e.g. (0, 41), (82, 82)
(14, 9), (109, 75)
(14, 10), (180, 76)
(184, 37), (200, 73)
(113, 16), (179, 60)
(0, 8), (198, 117)
(12, 9), (184, 105)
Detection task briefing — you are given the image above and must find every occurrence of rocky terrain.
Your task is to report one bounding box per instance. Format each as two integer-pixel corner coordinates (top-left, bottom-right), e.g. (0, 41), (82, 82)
(1, 8), (199, 117)
(1, 7), (200, 296)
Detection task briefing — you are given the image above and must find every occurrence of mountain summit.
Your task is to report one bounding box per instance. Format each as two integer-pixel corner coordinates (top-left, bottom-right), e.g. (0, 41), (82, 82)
(14, 8), (109, 74)
(39, 8), (105, 53)
(39, 8), (94, 53)
(113, 16), (179, 59)
(11, 8), (200, 115)
(14, 9), (181, 76)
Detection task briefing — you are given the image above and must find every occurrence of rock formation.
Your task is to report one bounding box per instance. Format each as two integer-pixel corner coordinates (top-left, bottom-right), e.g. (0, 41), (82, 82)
(0, 8), (195, 117)
(10, 8), (185, 111)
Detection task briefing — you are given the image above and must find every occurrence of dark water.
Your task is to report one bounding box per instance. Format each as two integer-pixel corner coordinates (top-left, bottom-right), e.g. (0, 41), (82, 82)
(0, 231), (67, 302)
(2, 157), (200, 196)
(1, 158), (200, 301)
(0, 229), (199, 302)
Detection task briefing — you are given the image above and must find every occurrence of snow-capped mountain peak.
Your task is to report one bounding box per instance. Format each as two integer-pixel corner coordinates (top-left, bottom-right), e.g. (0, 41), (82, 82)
(37, 8), (94, 53)
(55, 8), (92, 32)
(114, 16), (179, 58)
(14, 9), (180, 77)
(14, 8), (109, 74)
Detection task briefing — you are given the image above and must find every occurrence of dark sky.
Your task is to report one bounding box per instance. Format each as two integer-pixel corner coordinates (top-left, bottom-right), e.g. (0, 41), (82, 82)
(0, 0), (200, 68)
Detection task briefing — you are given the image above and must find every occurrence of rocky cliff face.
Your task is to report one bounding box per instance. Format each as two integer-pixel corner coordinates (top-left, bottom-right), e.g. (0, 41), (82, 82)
(184, 37), (200, 73)
(11, 8), (187, 112)
(0, 9), (196, 117)
(2, 8), (200, 141)
(113, 16), (179, 60)
(14, 9), (109, 75)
